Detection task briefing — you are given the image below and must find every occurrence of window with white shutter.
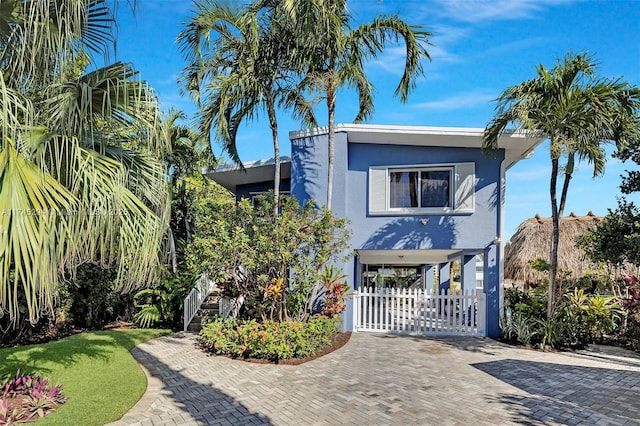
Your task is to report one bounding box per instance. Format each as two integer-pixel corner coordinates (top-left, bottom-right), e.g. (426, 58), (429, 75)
(368, 162), (475, 215)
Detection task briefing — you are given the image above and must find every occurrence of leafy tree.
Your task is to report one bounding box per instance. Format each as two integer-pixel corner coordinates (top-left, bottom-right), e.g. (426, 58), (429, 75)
(184, 191), (350, 322)
(0, 1), (168, 324)
(578, 138), (640, 268)
(178, 0), (315, 213)
(483, 52), (640, 319)
(267, 0), (432, 209)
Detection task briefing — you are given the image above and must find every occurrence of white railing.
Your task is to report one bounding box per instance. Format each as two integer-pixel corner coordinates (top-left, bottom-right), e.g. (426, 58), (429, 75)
(353, 287), (485, 336)
(219, 295), (244, 320)
(183, 274), (215, 332)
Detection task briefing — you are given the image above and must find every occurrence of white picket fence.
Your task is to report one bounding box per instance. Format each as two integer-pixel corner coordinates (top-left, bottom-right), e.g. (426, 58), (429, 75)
(353, 287), (485, 336)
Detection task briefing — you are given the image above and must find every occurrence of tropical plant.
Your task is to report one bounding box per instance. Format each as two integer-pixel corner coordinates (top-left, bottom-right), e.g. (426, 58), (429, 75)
(0, 370), (65, 423)
(185, 191), (350, 322)
(266, 0), (432, 209)
(578, 132), (640, 269)
(0, 1), (169, 325)
(534, 318), (564, 350)
(161, 109), (215, 272)
(317, 266), (350, 318)
(482, 52), (640, 319)
(178, 0), (315, 213)
(133, 272), (198, 329)
(58, 263), (135, 330)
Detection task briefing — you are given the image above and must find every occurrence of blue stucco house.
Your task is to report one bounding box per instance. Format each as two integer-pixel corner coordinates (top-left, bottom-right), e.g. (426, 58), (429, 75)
(207, 124), (543, 337)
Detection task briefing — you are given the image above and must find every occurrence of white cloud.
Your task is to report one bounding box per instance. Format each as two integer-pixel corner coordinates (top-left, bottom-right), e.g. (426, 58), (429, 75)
(410, 90), (496, 111)
(430, 0), (572, 23)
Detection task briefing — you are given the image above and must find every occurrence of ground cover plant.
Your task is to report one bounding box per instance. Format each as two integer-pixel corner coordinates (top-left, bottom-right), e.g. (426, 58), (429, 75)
(0, 329), (169, 426)
(1, 370), (65, 423)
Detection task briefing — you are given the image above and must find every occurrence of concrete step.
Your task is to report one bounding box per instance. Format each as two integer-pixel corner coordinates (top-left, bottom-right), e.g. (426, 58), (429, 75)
(186, 289), (226, 333)
(187, 322), (203, 333)
(200, 302), (219, 310)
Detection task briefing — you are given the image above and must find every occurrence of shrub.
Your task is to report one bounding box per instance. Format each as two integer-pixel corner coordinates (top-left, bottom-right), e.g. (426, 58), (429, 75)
(199, 316), (341, 362)
(502, 287), (623, 349)
(0, 370), (65, 423)
(134, 271), (197, 329)
(59, 263), (134, 330)
(185, 192), (351, 322)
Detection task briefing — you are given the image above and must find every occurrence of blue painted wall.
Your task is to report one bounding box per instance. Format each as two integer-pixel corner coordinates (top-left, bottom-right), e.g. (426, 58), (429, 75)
(290, 130), (506, 337)
(235, 179), (290, 202)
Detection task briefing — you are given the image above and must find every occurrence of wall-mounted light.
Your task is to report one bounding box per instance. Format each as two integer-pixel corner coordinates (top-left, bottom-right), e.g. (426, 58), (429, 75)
(493, 237), (502, 245)
(420, 218), (429, 225)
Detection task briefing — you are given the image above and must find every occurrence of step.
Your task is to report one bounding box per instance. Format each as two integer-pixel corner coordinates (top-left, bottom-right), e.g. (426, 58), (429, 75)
(197, 307), (219, 315)
(200, 302), (219, 310)
(187, 322), (202, 333)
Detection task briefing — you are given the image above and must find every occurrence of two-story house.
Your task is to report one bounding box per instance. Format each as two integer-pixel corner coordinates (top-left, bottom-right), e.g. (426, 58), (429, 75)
(207, 124), (543, 337)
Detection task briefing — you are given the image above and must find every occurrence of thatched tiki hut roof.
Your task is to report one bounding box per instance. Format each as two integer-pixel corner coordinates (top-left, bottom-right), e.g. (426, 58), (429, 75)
(505, 212), (613, 285)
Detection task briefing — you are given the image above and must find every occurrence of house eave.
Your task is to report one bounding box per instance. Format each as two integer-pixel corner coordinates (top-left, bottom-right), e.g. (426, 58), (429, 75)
(290, 124), (544, 169)
(203, 157), (291, 193)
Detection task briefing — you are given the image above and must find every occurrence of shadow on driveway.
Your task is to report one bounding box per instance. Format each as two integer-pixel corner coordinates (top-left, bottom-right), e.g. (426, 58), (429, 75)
(118, 334), (272, 425)
(472, 359), (640, 425)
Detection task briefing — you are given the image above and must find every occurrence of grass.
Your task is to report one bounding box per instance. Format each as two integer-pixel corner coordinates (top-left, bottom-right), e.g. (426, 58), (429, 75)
(0, 328), (171, 425)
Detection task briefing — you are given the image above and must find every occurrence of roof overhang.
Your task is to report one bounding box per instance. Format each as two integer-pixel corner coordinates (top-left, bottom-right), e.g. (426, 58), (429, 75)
(356, 249), (482, 265)
(290, 124), (545, 170)
(203, 157), (291, 193)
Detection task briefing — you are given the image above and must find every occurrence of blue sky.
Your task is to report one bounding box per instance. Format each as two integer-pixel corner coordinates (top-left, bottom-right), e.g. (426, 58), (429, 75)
(115, 0), (640, 241)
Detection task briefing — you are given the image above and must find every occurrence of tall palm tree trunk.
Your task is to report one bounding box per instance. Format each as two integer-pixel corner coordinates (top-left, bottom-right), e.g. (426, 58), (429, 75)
(558, 153), (575, 217)
(326, 80), (336, 210)
(548, 156), (561, 319)
(266, 94), (280, 216)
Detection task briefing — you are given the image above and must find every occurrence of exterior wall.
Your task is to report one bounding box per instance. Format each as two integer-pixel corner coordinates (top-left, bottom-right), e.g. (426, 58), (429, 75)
(235, 179), (291, 202)
(290, 130), (506, 337)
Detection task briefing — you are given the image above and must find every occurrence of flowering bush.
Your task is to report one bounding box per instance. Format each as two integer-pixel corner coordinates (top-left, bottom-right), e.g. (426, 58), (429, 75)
(185, 192), (351, 322)
(0, 370), (65, 423)
(199, 316), (341, 361)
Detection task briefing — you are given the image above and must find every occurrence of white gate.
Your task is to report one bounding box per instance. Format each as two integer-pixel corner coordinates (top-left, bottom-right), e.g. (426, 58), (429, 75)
(352, 287), (486, 336)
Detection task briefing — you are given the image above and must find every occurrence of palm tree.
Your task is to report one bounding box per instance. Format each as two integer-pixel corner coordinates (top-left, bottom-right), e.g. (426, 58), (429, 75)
(0, 1), (168, 324)
(268, 0), (432, 209)
(162, 108), (214, 271)
(482, 52), (640, 319)
(178, 0), (315, 214)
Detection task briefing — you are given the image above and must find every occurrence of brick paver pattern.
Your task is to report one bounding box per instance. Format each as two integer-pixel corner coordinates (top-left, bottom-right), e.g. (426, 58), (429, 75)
(108, 333), (640, 426)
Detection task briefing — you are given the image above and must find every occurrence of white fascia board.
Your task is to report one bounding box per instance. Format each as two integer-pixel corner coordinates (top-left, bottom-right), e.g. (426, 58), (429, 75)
(289, 124), (544, 167)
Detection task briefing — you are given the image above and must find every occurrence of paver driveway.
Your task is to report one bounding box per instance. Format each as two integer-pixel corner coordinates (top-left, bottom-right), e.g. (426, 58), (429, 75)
(108, 332), (640, 426)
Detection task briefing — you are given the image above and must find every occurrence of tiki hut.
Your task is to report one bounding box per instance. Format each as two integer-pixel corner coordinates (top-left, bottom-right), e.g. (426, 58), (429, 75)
(504, 212), (634, 287)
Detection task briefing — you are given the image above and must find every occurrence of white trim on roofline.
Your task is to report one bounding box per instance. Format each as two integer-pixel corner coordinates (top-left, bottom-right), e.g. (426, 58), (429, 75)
(290, 124), (544, 170)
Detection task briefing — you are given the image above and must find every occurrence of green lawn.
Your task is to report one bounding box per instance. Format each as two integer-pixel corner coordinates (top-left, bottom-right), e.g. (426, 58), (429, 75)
(0, 328), (171, 425)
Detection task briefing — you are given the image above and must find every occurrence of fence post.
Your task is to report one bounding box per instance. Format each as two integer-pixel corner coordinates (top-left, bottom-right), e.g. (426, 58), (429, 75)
(477, 290), (486, 336)
(352, 289), (359, 332)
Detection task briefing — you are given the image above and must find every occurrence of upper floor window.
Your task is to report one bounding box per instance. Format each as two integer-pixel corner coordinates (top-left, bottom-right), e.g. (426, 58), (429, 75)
(389, 168), (452, 209)
(369, 163), (475, 215)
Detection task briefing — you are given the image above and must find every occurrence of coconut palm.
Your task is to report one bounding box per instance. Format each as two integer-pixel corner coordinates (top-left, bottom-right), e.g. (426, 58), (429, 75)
(0, 1), (168, 324)
(178, 0), (315, 213)
(482, 52), (640, 318)
(269, 0), (432, 209)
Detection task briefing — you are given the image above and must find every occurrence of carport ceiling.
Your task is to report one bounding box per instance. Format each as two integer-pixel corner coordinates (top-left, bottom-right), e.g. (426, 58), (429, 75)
(356, 249), (465, 265)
